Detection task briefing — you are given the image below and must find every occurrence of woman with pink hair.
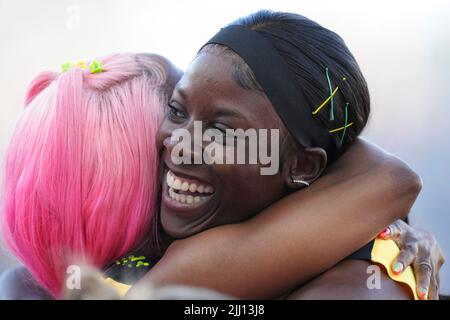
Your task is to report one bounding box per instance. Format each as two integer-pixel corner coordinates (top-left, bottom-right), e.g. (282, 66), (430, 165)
(1, 53), (174, 297)
(0, 51), (443, 299)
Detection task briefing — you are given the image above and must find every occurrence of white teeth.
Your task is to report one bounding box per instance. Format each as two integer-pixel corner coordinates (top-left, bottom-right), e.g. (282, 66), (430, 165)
(166, 174), (171, 186)
(168, 187), (207, 205)
(166, 171), (214, 194)
(169, 188), (176, 201)
(181, 181), (189, 192)
(173, 179), (182, 190)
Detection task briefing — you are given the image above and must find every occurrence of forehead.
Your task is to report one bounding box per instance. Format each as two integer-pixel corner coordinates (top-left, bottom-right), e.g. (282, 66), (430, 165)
(179, 53), (244, 98)
(175, 53), (282, 125)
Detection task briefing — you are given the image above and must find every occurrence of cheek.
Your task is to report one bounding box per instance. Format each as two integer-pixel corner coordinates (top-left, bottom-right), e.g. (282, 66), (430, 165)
(156, 117), (174, 149)
(217, 164), (281, 209)
(156, 128), (165, 151)
(218, 164), (260, 185)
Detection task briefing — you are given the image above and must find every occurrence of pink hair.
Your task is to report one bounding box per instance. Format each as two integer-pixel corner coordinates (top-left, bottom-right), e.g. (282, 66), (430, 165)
(2, 53), (167, 298)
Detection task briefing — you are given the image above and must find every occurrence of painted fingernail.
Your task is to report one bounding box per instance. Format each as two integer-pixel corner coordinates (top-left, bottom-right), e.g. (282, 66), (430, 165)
(392, 262), (404, 274)
(418, 287), (428, 300)
(379, 228), (390, 239)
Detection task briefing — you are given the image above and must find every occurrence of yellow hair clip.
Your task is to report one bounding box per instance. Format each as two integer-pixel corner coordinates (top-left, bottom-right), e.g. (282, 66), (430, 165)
(73, 60), (88, 69)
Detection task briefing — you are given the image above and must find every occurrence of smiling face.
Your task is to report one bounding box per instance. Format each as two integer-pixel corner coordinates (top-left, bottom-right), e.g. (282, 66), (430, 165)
(157, 52), (293, 238)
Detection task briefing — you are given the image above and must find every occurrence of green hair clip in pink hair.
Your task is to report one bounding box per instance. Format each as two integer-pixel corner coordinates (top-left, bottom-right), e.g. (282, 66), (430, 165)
(89, 60), (104, 74)
(60, 61), (72, 73)
(60, 59), (104, 74)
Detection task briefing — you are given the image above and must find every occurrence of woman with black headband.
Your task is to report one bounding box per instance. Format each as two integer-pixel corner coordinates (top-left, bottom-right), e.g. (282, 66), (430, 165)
(123, 10), (443, 299)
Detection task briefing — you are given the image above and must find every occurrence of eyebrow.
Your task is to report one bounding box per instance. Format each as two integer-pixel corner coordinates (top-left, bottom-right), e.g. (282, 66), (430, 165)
(212, 108), (246, 120)
(173, 85), (246, 120)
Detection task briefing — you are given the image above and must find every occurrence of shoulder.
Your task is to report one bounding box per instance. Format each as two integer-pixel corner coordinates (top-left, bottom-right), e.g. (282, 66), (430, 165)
(0, 266), (52, 300)
(286, 259), (414, 300)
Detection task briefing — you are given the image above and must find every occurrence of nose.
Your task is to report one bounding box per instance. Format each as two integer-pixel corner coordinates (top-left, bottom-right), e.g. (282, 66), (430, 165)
(163, 123), (203, 165)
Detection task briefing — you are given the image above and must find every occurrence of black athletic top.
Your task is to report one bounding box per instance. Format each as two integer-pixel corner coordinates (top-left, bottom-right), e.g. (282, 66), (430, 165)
(103, 240), (375, 285)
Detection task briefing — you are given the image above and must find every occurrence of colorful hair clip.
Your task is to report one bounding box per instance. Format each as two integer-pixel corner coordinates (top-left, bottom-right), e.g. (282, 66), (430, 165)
(312, 68), (352, 144)
(325, 67), (334, 121)
(61, 61), (72, 73)
(339, 102), (350, 145)
(312, 71), (346, 116)
(89, 60), (104, 74)
(329, 102), (353, 145)
(61, 59), (104, 74)
(73, 60), (88, 69)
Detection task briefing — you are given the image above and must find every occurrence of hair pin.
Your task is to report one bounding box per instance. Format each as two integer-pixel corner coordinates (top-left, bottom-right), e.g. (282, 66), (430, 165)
(89, 60), (104, 74)
(60, 59), (104, 74)
(73, 60), (87, 69)
(328, 102), (352, 145)
(325, 67), (335, 120)
(312, 71), (346, 116)
(312, 67), (352, 145)
(61, 61), (72, 73)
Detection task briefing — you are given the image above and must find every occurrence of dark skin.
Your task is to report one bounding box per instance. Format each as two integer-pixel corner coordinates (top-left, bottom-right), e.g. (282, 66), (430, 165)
(287, 260), (414, 299)
(140, 52), (424, 299)
(1, 54), (443, 300)
(134, 137), (430, 300)
(159, 52), (327, 239)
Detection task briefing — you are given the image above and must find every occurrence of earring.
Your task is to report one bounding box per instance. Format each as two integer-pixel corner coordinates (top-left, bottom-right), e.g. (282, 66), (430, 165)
(291, 178), (310, 187)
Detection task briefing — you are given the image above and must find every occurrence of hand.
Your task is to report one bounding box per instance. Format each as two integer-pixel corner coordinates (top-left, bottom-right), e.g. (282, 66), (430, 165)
(378, 219), (445, 300)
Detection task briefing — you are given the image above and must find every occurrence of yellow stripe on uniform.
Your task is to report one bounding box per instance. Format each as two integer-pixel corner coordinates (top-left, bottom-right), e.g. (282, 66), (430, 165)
(371, 238), (419, 300)
(103, 277), (132, 298)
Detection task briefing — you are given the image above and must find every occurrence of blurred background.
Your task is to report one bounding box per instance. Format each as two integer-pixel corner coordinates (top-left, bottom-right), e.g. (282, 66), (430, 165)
(0, 0), (449, 294)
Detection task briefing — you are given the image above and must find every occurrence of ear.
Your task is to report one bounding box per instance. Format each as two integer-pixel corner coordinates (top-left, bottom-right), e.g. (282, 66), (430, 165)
(282, 147), (327, 189)
(24, 71), (58, 107)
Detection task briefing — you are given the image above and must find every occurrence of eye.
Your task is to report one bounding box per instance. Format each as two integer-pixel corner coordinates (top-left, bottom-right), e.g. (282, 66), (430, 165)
(210, 123), (237, 145)
(167, 102), (187, 122)
(211, 123), (229, 135)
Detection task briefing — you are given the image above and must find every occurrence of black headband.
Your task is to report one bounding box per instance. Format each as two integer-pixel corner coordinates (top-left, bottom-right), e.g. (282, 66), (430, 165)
(201, 25), (337, 163)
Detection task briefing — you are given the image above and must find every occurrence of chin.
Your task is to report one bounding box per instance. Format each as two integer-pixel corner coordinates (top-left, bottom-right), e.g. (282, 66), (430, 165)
(161, 221), (194, 239)
(160, 208), (223, 239)
(160, 213), (203, 239)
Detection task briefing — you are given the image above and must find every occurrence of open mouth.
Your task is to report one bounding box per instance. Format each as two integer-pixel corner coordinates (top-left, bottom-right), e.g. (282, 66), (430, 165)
(165, 170), (215, 205)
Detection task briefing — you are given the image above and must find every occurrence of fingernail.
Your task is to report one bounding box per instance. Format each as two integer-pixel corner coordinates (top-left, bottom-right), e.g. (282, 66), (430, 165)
(379, 228), (390, 239)
(418, 287), (428, 300)
(392, 262), (404, 274)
